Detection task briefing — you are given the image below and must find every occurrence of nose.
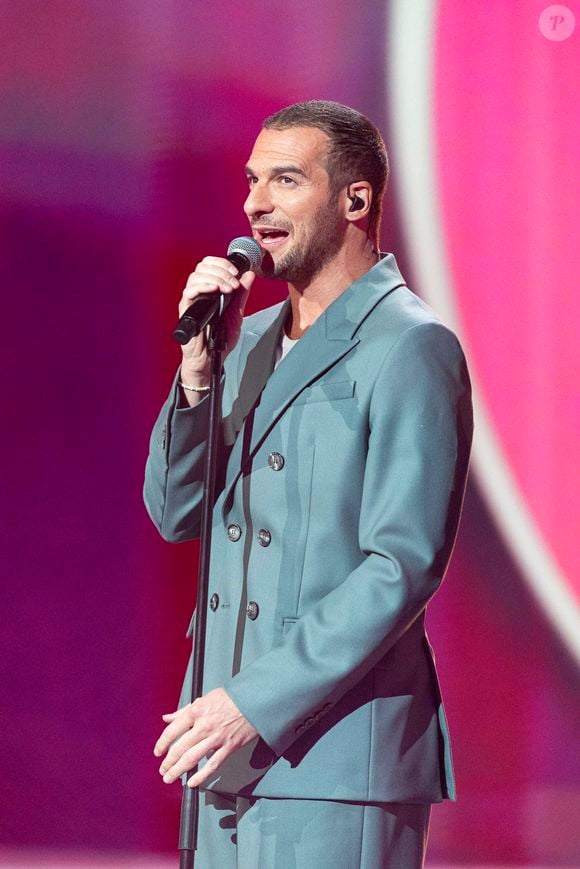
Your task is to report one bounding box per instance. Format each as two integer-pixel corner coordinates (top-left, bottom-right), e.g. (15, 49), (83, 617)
(243, 182), (274, 220)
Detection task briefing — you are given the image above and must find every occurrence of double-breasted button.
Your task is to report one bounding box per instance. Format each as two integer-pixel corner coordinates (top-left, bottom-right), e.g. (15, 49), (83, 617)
(246, 601), (259, 620)
(226, 523), (242, 542)
(209, 593), (219, 612)
(267, 451), (285, 471)
(258, 528), (271, 547)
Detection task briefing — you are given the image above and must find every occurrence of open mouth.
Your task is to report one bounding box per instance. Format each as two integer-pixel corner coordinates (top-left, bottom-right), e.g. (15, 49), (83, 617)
(254, 227), (290, 248)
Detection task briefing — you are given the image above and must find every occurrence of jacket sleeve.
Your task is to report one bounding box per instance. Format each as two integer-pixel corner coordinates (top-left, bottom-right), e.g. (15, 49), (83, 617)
(143, 370), (213, 542)
(224, 322), (473, 755)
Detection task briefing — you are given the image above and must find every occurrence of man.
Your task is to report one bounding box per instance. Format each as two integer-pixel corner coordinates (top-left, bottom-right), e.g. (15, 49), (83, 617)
(144, 100), (473, 868)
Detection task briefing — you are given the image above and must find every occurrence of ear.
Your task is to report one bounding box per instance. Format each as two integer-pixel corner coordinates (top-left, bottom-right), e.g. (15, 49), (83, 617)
(344, 181), (373, 222)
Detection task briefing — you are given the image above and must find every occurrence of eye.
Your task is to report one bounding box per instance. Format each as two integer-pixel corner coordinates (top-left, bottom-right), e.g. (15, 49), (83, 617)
(279, 176), (296, 185)
(246, 175), (257, 188)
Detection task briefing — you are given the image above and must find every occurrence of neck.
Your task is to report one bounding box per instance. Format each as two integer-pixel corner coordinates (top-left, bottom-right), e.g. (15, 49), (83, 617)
(285, 236), (379, 339)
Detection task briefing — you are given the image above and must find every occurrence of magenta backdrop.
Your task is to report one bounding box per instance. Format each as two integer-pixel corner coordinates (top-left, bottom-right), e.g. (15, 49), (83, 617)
(1, 1), (579, 864)
(435, 0), (580, 614)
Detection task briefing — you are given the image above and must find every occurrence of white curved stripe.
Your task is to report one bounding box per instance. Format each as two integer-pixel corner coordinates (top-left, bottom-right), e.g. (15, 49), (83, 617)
(387, 0), (580, 665)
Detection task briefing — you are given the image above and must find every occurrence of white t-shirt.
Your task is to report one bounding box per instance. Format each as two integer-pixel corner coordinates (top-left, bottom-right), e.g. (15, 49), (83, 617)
(274, 331), (299, 369)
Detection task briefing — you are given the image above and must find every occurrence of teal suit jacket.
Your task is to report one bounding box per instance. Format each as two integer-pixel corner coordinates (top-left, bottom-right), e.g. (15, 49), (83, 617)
(144, 254), (473, 804)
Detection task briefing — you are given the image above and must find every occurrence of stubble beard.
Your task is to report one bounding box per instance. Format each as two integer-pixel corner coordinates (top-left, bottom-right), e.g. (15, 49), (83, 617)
(260, 201), (345, 285)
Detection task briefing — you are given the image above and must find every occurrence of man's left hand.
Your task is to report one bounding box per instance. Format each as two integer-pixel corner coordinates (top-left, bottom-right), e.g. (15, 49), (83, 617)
(154, 687), (258, 788)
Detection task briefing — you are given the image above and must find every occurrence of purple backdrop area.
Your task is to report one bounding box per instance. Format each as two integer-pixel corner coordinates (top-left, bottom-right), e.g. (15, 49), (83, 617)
(1, 1), (579, 863)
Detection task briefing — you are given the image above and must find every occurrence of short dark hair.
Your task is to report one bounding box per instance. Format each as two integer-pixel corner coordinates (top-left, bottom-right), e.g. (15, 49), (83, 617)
(263, 100), (389, 246)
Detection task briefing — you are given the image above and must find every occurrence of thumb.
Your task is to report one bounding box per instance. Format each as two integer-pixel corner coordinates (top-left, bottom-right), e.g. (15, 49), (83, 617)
(239, 270), (256, 293)
(230, 270), (254, 319)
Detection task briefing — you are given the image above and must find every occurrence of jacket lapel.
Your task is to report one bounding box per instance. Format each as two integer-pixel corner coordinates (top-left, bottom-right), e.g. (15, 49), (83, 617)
(221, 254), (406, 510)
(222, 300), (289, 447)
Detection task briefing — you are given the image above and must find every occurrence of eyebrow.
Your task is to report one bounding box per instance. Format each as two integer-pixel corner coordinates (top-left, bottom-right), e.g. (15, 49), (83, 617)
(244, 164), (308, 180)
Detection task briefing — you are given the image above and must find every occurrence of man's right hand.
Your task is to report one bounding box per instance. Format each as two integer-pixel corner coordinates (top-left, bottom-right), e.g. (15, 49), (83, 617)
(178, 256), (256, 405)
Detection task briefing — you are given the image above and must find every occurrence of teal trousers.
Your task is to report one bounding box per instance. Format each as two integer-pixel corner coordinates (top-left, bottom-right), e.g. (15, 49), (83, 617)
(195, 789), (431, 868)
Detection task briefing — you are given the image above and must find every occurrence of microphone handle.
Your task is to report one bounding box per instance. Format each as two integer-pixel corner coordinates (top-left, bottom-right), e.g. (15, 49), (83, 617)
(172, 295), (221, 345)
(171, 252), (251, 345)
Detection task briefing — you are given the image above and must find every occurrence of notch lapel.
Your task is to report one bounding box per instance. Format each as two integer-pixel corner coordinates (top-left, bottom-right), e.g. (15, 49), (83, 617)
(222, 300), (289, 447)
(221, 321), (359, 516)
(220, 254), (406, 513)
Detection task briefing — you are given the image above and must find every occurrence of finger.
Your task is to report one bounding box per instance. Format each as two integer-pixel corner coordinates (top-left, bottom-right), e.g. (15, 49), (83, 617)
(186, 746), (229, 789)
(196, 262), (240, 282)
(194, 273), (240, 294)
(161, 711), (179, 721)
(153, 705), (196, 757)
(223, 272), (253, 322)
(187, 266), (239, 291)
(198, 256), (240, 275)
(161, 734), (216, 783)
(181, 281), (230, 302)
(178, 285), (222, 319)
(154, 723), (191, 758)
(158, 722), (195, 772)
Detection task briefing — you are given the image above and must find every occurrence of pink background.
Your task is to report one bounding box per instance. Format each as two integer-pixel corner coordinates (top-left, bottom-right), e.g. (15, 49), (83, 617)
(435, 0), (580, 603)
(1, 1), (579, 864)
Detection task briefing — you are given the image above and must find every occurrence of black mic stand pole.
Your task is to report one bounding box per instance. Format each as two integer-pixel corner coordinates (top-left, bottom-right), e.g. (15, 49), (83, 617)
(178, 307), (227, 869)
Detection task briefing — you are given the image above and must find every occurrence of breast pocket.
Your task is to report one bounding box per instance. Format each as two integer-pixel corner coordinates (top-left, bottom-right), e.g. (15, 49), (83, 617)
(282, 616), (298, 635)
(293, 380), (355, 405)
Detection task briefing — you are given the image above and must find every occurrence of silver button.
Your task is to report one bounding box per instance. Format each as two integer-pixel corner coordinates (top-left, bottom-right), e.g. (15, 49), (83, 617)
(209, 593), (219, 612)
(258, 528), (271, 547)
(267, 451), (285, 471)
(246, 601), (259, 620)
(227, 523), (242, 542)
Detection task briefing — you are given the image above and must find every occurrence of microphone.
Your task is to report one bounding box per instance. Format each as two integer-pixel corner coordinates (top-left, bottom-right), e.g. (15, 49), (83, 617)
(172, 237), (263, 345)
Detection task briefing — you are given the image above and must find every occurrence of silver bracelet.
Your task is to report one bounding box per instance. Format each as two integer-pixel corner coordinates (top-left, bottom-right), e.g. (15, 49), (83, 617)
(178, 380), (210, 393)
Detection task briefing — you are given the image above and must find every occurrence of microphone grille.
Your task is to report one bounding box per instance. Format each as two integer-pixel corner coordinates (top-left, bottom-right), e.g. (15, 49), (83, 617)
(227, 236), (263, 270)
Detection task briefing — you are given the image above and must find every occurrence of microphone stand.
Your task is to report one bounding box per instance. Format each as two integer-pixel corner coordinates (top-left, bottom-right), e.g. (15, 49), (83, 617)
(178, 307), (227, 868)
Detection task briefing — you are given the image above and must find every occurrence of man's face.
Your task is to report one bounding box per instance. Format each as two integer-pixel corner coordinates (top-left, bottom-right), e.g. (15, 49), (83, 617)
(243, 126), (345, 283)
